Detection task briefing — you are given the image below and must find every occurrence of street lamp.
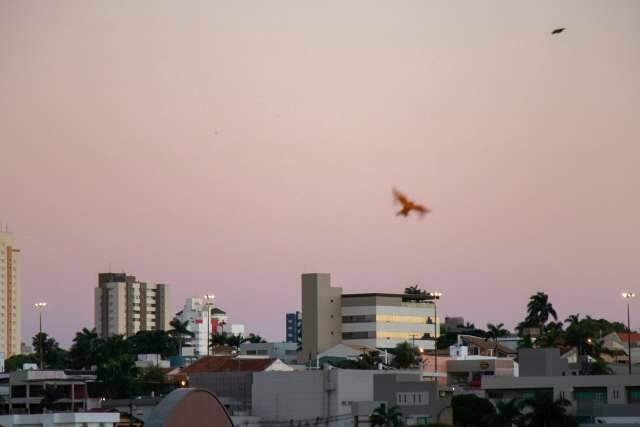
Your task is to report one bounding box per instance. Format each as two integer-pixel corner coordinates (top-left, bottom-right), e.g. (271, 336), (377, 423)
(623, 292), (635, 375)
(203, 294), (215, 357)
(34, 302), (47, 369)
(428, 292), (442, 380)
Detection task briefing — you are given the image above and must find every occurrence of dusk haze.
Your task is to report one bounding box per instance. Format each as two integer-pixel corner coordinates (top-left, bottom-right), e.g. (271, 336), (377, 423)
(1, 0), (639, 352)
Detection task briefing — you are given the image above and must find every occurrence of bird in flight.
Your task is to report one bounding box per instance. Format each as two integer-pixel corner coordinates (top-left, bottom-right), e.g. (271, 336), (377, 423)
(551, 28), (565, 35)
(393, 188), (430, 218)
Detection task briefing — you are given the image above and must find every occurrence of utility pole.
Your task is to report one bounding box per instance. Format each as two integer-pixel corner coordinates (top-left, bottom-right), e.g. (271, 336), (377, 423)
(34, 302), (47, 369)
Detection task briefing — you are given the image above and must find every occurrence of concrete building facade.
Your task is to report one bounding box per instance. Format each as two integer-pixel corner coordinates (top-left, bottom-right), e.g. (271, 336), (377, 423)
(301, 274), (439, 361)
(0, 231), (21, 358)
(373, 374), (444, 425)
(252, 369), (376, 427)
(341, 293), (438, 351)
(482, 349), (640, 424)
(301, 274), (343, 361)
(239, 342), (298, 364)
(94, 272), (170, 338)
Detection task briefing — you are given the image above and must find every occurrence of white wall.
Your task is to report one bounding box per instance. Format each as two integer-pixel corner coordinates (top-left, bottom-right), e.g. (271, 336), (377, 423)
(252, 370), (376, 427)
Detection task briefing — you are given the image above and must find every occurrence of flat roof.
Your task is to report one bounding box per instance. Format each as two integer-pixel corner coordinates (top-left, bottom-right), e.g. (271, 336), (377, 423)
(342, 293), (437, 300)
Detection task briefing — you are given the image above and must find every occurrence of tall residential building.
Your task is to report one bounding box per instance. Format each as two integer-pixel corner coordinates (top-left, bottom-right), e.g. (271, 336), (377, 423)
(301, 273), (439, 362)
(285, 311), (301, 343)
(94, 272), (170, 339)
(0, 231), (21, 357)
(175, 297), (245, 356)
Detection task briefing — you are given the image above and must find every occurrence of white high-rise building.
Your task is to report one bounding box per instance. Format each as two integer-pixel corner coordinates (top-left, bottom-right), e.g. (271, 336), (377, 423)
(0, 231), (21, 357)
(94, 272), (170, 338)
(175, 297), (245, 357)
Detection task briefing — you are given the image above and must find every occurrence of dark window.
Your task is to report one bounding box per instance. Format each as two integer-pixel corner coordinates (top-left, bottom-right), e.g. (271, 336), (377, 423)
(627, 387), (640, 404)
(11, 385), (26, 398)
(29, 385), (44, 397)
(342, 331), (375, 340)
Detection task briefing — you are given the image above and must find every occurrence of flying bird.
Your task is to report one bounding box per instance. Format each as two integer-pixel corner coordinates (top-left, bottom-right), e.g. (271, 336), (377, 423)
(393, 188), (430, 218)
(551, 28), (565, 35)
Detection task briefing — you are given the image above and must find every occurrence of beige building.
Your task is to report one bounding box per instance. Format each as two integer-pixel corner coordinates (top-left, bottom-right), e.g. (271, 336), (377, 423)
(94, 272), (170, 338)
(301, 273), (439, 362)
(0, 231), (21, 357)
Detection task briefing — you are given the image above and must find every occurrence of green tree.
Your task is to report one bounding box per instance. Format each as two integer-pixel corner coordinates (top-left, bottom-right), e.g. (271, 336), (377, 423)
(138, 366), (166, 395)
(245, 333), (266, 344)
(69, 328), (102, 370)
(452, 394), (495, 427)
(127, 330), (177, 358)
(484, 399), (522, 427)
(370, 404), (403, 427)
(222, 333), (244, 349)
(391, 342), (417, 369)
(5, 354), (37, 371)
(168, 318), (195, 357)
(97, 354), (140, 399)
(486, 323), (509, 355)
(404, 285), (426, 295)
(520, 394), (576, 427)
(99, 334), (128, 364)
(32, 333), (67, 369)
(536, 321), (565, 348)
(41, 385), (67, 412)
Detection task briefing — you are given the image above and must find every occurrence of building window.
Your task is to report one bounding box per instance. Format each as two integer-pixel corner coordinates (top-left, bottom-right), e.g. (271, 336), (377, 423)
(627, 387), (640, 404)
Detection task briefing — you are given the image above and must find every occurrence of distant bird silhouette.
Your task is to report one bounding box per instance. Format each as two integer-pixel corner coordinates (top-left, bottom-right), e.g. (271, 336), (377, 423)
(393, 188), (430, 218)
(551, 28), (565, 35)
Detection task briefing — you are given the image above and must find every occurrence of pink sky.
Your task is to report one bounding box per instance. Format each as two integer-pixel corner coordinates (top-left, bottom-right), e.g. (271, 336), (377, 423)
(1, 1), (639, 346)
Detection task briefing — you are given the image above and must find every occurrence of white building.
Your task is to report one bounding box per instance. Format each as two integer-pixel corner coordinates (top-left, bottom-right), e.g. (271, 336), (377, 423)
(252, 370), (377, 427)
(94, 272), (170, 338)
(239, 342), (298, 364)
(175, 297), (245, 357)
(0, 231), (21, 357)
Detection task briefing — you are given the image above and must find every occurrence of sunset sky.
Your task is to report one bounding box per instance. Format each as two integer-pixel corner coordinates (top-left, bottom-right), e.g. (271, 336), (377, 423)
(1, 1), (639, 346)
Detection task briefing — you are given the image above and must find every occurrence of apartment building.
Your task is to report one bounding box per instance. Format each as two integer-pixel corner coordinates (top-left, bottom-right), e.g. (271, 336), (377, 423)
(94, 272), (170, 338)
(301, 273), (439, 361)
(0, 231), (21, 357)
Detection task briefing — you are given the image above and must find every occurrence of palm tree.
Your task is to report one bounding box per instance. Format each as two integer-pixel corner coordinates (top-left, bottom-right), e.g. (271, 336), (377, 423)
(536, 321), (565, 348)
(169, 318), (195, 356)
(484, 399), (522, 427)
(564, 314), (580, 326)
(97, 354), (140, 399)
(520, 394), (574, 427)
(370, 404), (403, 427)
(486, 323), (509, 356)
(525, 292), (558, 327)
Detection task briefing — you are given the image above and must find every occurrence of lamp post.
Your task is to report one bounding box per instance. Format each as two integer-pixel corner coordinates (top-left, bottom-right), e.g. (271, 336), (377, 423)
(204, 294), (215, 357)
(34, 302), (47, 369)
(428, 292), (442, 380)
(623, 292), (635, 375)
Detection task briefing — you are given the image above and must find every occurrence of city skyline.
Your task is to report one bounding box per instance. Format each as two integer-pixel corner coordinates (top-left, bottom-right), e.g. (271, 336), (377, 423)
(1, 1), (640, 346)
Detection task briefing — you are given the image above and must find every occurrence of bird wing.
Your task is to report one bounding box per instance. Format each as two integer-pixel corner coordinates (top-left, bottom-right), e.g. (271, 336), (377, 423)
(413, 204), (430, 215)
(551, 28), (565, 34)
(393, 188), (410, 205)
